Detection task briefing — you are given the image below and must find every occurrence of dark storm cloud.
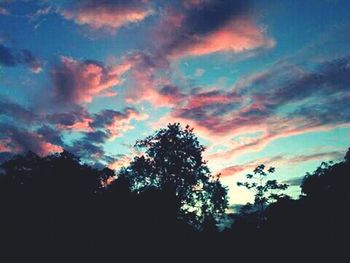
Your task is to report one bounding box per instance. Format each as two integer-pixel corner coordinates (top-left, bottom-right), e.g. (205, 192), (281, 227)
(0, 44), (42, 72)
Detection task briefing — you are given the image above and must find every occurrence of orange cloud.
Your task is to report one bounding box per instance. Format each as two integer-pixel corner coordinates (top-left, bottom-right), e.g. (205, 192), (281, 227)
(39, 142), (63, 156)
(108, 155), (132, 171)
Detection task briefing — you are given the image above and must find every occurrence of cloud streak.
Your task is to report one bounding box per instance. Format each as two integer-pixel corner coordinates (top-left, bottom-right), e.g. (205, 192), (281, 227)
(219, 150), (344, 178)
(62, 0), (153, 33)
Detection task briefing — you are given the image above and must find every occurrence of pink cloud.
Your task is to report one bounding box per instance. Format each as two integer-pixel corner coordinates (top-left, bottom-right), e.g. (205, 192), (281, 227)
(153, 3), (274, 60)
(153, 93), (350, 172)
(39, 141), (63, 156)
(122, 52), (184, 107)
(121, 1), (275, 106)
(219, 162), (257, 178)
(125, 79), (185, 107)
(183, 89), (240, 109)
(52, 56), (131, 104)
(62, 1), (153, 33)
(218, 150), (344, 178)
(153, 57), (350, 166)
(208, 120), (350, 166)
(167, 19), (275, 59)
(0, 129), (63, 156)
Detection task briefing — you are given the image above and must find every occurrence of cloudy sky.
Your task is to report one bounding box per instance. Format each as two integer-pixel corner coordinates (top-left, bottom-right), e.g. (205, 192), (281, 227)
(0, 0), (349, 205)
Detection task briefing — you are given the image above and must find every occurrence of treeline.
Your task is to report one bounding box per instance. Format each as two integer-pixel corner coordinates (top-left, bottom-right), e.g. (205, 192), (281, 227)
(0, 123), (349, 262)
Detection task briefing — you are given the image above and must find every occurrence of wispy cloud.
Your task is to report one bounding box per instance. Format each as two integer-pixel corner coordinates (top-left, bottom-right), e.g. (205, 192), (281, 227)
(219, 150), (344, 178)
(61, 0), (154, 34)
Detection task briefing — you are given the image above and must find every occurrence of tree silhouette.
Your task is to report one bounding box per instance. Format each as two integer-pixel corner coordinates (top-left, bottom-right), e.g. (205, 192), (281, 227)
(237, 164), (289, 215)
(119, 123), (228, 227)
(301, 149), (350, 202)
(0, 150), (104, 261)
(0, 126), (349, 261)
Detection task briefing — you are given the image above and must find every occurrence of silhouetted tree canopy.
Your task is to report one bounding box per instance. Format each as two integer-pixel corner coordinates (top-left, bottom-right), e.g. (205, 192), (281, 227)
(0, 150), (101, 196)
(119, 123), (228, 227)
(0, 126), (349, 261)
(301, 149), (350, 202)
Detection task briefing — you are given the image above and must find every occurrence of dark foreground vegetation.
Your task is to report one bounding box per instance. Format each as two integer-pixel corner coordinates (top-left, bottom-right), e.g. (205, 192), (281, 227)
(0, 124), (349, 262)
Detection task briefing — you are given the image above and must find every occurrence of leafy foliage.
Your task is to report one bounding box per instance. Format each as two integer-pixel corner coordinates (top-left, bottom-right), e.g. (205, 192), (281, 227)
(237, 164), (289, 213)
(120, 123), (228, 227)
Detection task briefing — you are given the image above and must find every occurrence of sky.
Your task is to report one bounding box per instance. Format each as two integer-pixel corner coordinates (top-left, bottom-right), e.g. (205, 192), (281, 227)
(0, 0), (349, 206)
